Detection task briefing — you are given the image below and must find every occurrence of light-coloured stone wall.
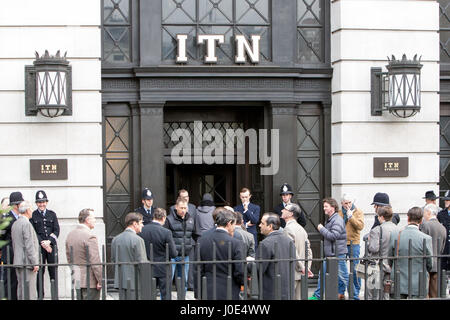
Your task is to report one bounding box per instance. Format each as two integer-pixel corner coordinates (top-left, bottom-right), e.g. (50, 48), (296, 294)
(0, 0), (103, 298)
(330, 0), (440, 252)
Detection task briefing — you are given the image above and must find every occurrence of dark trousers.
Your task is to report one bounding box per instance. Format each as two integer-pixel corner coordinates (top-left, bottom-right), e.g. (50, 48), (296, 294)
(1, 247), (17, 300)
(156, 276), (170, 300)
(37, 246), (57, 298)
(76, 288), (100, 300)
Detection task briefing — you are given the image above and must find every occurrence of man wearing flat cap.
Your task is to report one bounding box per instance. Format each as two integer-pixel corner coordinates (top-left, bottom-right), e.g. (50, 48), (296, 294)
(273, 183), (306, 228)
(422, 190), (442, 212)
(370, 192), (400, 230)
(31, 190), (60, 299)
(135, 188), (155, 225)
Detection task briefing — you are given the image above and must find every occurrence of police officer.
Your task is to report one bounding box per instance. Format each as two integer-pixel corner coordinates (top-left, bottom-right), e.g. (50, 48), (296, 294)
(31, 190), (60, 299)
(273, 183), (306, 228)
(135, 188), (155, 225)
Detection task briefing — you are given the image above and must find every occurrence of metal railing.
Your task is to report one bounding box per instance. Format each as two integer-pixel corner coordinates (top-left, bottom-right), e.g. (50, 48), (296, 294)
(0, 239), (448, 300)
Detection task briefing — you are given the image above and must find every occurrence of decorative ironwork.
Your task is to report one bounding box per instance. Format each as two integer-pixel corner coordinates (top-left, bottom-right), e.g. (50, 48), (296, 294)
(163, 121), (245, 149)
(440, 115), (450, 196)
(103, 0), (131, 63)
(162, 0), (271, 64)
(104, 116), (132, 241)
(439, 1), (450, 64)
(296, 115), (322, 230)
(297, 0), (324, 63)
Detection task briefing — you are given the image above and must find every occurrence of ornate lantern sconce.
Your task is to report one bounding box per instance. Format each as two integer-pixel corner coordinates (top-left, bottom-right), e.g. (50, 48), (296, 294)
(25, 50), (72, 118)
(371, 54), (422, 118)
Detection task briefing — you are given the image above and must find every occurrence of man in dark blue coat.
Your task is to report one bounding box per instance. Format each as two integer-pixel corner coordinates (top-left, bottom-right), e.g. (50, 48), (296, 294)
(197, 207), (244, 300)
(234, 188), (260, 249)
(31, 190), (60, 299)
(139, 208), (178, 299)
(134, 188), (155, 225)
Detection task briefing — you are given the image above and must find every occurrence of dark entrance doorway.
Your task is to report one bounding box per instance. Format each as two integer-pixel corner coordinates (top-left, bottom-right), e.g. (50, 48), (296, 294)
(166, 164), (236, 207)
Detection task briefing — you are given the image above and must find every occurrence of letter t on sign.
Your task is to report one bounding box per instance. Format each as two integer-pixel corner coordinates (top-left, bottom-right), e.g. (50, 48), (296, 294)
(197, 35), (225, 63)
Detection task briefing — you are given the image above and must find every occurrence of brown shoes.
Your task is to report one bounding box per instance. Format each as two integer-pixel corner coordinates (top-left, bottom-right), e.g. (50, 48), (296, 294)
(338, 294), (345, 300)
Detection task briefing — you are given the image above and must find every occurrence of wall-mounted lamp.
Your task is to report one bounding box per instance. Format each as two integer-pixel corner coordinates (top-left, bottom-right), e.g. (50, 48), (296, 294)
(25, 50), (72, 118)
(371, 54), (422, 118)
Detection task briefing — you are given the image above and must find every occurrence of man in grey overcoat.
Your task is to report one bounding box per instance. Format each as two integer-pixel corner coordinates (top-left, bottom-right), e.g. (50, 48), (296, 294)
(366, 206), (400, 300)
(111, 212), (147, 300)
(389, 207), (432, 299)
(11, 201), (40, 300)
(420, 203), (446, 298)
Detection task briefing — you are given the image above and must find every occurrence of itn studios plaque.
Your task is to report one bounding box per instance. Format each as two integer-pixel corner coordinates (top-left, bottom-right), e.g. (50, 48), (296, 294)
(30, 159), (68, 180)
(373, 157), (408, 177)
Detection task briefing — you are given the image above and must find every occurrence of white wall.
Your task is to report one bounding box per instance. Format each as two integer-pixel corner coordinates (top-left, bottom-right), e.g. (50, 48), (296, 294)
(0, 0), (103, 298)
(330, 0), (440, 249)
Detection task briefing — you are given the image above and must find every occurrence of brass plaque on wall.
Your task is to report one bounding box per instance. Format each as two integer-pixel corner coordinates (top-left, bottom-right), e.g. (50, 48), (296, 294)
(373, 157), (408, 177)
(30, 159), (68, 180)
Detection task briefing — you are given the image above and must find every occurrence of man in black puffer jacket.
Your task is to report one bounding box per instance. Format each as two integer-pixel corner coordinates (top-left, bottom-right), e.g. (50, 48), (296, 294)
(164, 197), (195, 293)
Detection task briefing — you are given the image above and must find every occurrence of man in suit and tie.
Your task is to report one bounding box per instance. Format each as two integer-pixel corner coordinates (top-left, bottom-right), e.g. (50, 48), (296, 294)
(197, 207), (244, 300)
(65, 208), (103, 300)
(134, 188), (155, 225)
(111, 212), (147, 300)
(11, 200), (40, 300)
(139, 208), (178, 300)
(31, 190), (60, 299)
(0, 191), (24, 300)
(273, 183), (306, 228)
(389, 206), (433, 299)
(234, 188), (260, 249)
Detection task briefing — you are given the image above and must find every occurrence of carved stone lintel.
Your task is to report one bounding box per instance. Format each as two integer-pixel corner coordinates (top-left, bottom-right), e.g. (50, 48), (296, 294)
(139, 102), (164, 116)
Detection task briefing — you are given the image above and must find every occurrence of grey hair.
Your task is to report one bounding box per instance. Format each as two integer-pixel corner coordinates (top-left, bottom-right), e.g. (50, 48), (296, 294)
(341, 193), (355, 203)
(18, 201), (32, 214)
(424, 204), (439, 217)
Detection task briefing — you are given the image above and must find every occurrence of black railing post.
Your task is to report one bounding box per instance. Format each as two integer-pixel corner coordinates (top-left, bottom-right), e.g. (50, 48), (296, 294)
(325, 257), (338, 300)
(378, 228), (383, 300)
(101, 244), (106, 300)
(54, 245), (59, 299)
(38, 248), (43, 300)
(212, 242), (217, 300)
(226, 241), (232, 300)
(363, 238), (368, 300)
(69, 246), (74, 300)
(301, 240), (308, 300)
(86, 244), (91, 300)
(289, 241), (294, 300)
(181, 242), (185, 299)
(196, 242), (201, 300)
(201, 276), (207, 300)
(348, 240), (353, 300)
(319, 240), (324, 300)
(250, 262), (259, 300)
(6, 246), (11, 300)
(437, 237), (442, 298)
(50, 279), (56, 300)
(165, 244), (171, 300)
(408, 239), (412, 299)
(149, 243), (154, 300)
(176, 276), (182, 300)
(274, 242), (280, 300)
(420, 238), (427, 299)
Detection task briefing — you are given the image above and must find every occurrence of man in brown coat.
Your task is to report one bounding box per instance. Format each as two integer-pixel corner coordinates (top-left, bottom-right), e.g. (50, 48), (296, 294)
(338, 193), (364, 300)
(65, 208), (102, 300)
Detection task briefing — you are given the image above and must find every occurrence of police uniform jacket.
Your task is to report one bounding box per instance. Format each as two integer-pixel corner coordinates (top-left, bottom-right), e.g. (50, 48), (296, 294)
(31, 209), (60, 247)
(164, 210), (195, 256)
(134, 206), (154, 225)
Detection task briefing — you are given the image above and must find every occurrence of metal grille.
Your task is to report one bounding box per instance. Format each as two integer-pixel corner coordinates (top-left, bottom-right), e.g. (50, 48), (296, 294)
(297, 115), (322, 232)
(162, 0), (271, 64)
(440, 115), (450, 193)
(163, 121), (245, 149)
(103, 0), (132, 63)
(104, 117), (132, 239)
(297, 0), (325, 63)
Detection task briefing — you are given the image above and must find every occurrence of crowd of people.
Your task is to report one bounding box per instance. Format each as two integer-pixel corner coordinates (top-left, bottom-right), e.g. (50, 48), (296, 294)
(0, 185), (449, 300)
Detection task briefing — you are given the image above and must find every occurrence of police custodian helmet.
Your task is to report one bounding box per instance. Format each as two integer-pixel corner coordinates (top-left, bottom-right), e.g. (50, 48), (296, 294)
(280, 183), (294, 196)
(35, 190), (48, 202)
